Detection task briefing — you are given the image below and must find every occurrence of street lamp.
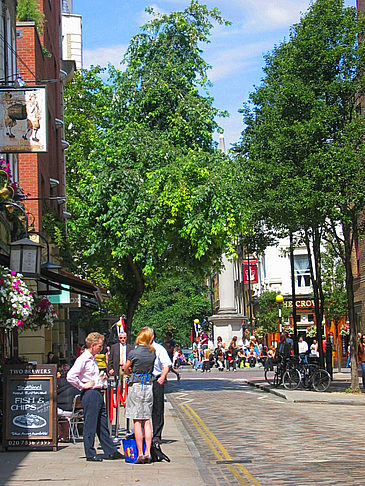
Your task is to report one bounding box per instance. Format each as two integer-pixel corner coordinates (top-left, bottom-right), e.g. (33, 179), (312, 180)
(276, 294), (284, 333)
(3, 202), (42, 278)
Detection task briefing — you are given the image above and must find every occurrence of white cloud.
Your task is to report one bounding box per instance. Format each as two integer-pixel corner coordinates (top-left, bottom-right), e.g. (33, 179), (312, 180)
(137, 4), (168, 26)
(222, 0), (310, 34)
(84, 45), (127, 69)
(207, 40), (273, 82)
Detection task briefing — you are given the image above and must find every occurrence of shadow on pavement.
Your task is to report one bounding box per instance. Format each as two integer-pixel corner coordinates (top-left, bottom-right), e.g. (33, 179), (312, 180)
(0, 450), (30, 485)
(166, 378), (249, 393)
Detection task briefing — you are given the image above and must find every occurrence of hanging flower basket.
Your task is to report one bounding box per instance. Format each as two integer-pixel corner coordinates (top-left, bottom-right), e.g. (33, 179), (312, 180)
(339, 323), (350, 336)
(306, 325), (317, 338)
(0, 266), (34, 329)
(283, 324), (294, 334)
(27, 295), (57, 330)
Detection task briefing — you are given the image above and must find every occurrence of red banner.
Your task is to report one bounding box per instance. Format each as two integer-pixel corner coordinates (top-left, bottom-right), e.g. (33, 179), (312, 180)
(243, 264), (258, 284)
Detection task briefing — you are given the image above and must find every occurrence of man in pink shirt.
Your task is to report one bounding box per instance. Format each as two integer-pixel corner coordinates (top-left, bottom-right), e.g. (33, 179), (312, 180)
(67, 332), (123, 462)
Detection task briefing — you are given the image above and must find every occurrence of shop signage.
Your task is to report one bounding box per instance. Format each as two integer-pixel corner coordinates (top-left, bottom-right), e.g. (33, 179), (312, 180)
(284, 299), (315, 309)
(3, 364), (57, 451)
(243, 264), (258, 284)
(0, 86), (47, 152)
(242, 258), (258, 265)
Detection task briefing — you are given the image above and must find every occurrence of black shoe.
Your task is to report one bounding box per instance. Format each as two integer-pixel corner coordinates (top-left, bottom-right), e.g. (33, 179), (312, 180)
(86, 456), (103, 462)
(106, 451), (124, 460)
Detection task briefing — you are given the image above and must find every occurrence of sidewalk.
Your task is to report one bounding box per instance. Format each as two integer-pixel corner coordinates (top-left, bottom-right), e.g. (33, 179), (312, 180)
(246, 368), (365, 405)
(0, 404), (205, 486)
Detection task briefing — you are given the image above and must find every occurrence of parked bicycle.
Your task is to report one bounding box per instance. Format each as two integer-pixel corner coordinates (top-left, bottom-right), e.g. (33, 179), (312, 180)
(264, 355), (300, 388)
(264, 356), (331, 392)
(297, 361), (331, 392)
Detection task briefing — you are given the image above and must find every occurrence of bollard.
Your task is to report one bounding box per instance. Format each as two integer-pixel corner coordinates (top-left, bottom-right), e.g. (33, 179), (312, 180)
(326, 338), (333, 379)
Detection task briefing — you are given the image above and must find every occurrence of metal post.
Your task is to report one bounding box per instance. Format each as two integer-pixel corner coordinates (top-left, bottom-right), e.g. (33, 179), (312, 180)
(289, 232), (298, 356)
(278, 303), (282, 333)
(326, 337), (333, 379)
(247, 253), (253, 336)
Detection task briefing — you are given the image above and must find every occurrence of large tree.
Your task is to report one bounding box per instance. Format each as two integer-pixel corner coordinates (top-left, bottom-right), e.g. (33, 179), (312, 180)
(237, 0), (365, 389)
(64, 2), (249, 335)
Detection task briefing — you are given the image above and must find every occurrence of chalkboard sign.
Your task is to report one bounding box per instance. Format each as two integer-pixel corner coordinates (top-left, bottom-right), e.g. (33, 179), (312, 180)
(3, 364), (57, 451)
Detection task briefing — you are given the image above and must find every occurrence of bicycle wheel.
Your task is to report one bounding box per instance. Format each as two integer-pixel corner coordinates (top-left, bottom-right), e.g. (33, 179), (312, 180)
(283, 368), (301, 390)
(264, 368), (276, 385)
(273, 370), (282, 388)
(312, 369), (331, 392)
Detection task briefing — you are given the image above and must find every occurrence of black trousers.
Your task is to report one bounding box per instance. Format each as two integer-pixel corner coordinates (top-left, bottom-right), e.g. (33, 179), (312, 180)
(152, 379), (165, 441)
(81, 389), (117, 458)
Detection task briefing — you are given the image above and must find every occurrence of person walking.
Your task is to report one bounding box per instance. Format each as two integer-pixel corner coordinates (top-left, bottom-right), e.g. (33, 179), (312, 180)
(145, 327), (172, 444)
(358, 335), (365, 390)
(123, 328), (156, 464)
(67, 332), (123, 462)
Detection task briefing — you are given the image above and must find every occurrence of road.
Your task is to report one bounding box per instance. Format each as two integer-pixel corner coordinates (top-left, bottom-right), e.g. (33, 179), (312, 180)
(166, 368), (364, 486)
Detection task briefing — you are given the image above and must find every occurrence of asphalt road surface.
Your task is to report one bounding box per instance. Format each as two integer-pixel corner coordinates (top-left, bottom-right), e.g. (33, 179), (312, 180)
(166, 369), (364, 486)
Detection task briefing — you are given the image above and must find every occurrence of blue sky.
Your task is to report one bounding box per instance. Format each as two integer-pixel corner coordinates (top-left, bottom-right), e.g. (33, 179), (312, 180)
(73, 0), (356, 148)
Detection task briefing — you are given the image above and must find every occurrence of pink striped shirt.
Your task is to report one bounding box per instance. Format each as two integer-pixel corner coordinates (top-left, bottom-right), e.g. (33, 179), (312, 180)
(67, 349), (107, 391)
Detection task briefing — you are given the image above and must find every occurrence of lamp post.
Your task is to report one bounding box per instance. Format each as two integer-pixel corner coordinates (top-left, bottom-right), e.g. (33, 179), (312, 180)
(2, 201), (42, 278)
(276, 294), (284, 333)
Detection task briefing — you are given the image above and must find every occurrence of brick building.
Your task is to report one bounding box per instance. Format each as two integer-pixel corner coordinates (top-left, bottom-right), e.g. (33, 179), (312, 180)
(15, 0), (72, 363)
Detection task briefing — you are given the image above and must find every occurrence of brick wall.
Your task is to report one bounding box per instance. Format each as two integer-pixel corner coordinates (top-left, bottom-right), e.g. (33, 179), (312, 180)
(16, 0), (64, 232)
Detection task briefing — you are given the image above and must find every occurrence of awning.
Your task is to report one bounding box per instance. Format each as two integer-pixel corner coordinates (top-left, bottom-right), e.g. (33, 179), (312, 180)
(40, 267), (99, 298)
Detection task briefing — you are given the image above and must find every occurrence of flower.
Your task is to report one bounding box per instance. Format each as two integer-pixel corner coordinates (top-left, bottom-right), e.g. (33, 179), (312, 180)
(0, 266), (34, 329)
(306, 325), (317, 338)
(339, 323), (350, 336)
(27, 295), (57, 329)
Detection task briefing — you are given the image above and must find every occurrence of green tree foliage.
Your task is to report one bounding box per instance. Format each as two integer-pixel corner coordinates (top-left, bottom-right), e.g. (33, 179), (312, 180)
(64, 3), (249, 335)
(237, 0), (365, 389)
(132, 270), (211, 346)
(256, 291), (290, 335)
(16, 0), (45, 33)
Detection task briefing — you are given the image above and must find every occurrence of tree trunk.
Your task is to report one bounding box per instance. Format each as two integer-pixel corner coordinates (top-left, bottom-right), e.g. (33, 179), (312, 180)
(342, 223), (359, 391)
(125, 254), (145, 338)
(304, 227), (325, 368)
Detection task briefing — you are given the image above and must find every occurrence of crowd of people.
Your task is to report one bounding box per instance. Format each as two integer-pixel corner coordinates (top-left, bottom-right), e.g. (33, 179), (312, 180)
(189, 333), (268, 372)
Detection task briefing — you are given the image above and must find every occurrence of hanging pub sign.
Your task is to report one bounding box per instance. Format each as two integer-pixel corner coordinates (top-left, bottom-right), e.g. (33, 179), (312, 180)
(0, 86), (47, 152)
(243, 264), (258, 284)
(3, 364), (57, 451)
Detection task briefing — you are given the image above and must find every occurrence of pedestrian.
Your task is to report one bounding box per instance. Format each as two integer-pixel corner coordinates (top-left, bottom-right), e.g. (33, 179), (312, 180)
(225, 344), (237, 371)
(145, 327), (172, 444)
(346, 344), (351, 368)
(164, 331), (180, 381)
(108, 331), (133, 383)
(94, 341), (108, 375)
(276, 333), (291, 359)
(358, 335), (365, 390)
(123, 328), (156, 464)
(216, 348), (225, 371)
(310, 339), (319, 358)
(67, 332), (123, 462)
(298, 336), (309, 363)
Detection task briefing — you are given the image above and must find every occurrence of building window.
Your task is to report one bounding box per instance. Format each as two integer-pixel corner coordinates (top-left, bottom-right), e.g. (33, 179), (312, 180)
(294, 254), (311, 287)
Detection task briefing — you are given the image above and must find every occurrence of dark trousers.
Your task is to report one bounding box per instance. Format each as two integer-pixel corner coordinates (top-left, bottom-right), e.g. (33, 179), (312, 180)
(81, 389), (116, 458)
(152, 379), (165, 441)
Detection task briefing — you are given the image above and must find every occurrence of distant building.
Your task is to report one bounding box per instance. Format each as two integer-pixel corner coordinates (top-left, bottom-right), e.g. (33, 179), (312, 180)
(61, 0), (82, 70)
